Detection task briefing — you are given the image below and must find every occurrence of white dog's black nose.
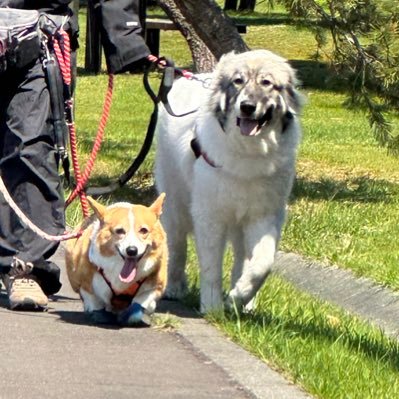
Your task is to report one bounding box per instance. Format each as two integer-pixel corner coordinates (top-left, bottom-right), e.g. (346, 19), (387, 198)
(240, 102), (256, 116)
(126, 246), (138, 257)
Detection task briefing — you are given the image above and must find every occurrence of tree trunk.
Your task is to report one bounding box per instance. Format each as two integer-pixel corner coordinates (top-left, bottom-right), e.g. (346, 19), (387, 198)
(238, 0), (256, 11)
(224, 0), (238, 11)
(157, 0), (248, 72)
(157, 0), (217, 72)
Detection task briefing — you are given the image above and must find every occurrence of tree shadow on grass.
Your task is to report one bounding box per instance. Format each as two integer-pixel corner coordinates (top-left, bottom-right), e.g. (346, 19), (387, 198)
(76, 56), (344, 93)
(289, 59), (341, 91)
(291, 176), (398, 204)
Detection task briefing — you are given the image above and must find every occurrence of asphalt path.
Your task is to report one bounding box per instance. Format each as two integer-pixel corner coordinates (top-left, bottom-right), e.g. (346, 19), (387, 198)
(0, 247), (312, 399)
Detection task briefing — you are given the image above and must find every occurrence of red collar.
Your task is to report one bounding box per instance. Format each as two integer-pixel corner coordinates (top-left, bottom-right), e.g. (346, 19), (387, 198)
(190, 138), (220, 168)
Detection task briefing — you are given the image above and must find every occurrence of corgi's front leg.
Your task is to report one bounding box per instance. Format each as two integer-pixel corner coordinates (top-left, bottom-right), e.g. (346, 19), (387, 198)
(92, 272), (113, 311)
(80, 288), (105, 312)
(118, 282), (162, 327)
(80, 274), (116, 324)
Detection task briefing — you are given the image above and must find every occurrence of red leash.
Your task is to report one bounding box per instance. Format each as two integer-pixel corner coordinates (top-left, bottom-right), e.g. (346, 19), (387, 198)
(64, 54), (192, 211)
(0, 37), (194, 241)
(65, 73), (114, 211)
(58, 51), (193, 216)
(53, 29), (115, 218)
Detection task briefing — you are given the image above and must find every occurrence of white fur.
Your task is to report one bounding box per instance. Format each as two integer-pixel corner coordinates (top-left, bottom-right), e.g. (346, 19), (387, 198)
(155, 50), (302, 313)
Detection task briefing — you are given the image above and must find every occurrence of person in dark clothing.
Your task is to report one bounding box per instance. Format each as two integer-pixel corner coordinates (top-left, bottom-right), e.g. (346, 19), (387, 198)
(0, 0), (150, 310)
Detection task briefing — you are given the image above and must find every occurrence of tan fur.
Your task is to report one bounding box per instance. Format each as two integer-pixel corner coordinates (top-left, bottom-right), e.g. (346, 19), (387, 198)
(65, 194), (168, 314)
(65, 215), (98, 295)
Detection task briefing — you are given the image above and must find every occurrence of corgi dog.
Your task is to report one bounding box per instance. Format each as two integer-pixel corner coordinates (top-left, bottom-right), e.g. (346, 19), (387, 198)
(65, 194), (168, 326)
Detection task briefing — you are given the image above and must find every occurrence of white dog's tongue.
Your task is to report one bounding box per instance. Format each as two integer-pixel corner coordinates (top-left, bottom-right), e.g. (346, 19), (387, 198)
(238, 118), (259, 136)
(119, 258), (137, 283)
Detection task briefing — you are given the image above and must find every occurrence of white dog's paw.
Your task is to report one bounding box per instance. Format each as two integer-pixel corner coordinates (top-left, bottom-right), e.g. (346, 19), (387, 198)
(225, 290), (256, 314)
(225, 290), (243, 312)
(163, 280), (188, 300)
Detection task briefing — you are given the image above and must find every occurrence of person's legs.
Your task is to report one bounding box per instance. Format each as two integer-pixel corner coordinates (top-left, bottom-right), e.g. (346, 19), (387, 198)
(0, 58), (65, 308)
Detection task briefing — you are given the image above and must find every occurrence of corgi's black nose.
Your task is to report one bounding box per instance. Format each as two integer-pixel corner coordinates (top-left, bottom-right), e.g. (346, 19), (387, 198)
(126, 246), (138, 257)
(240, 102), (256, 116)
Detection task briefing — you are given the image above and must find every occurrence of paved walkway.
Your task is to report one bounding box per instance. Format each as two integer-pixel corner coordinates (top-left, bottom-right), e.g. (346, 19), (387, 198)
(2, 246), (397, 398)
(0, 247), (311, 399)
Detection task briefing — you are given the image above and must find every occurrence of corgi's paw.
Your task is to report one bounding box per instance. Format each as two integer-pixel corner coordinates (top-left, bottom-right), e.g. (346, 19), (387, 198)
(88, 309), (117, 324)
(118, 302), (151, 328)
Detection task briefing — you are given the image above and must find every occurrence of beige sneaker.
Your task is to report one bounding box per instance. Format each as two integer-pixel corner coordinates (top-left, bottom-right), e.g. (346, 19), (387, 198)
(1, 274), (48, 311)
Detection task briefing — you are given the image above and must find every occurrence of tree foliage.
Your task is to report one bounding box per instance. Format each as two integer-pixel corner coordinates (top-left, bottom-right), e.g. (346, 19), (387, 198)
(280, 0), (399, 153)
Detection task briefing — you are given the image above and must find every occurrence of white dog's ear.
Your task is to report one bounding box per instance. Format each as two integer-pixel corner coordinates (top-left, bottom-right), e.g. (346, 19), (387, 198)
(150, 193), (166, 217)
(87, 196), (106, 221)
(285, 82), (303, 115)
(213, 51), (239, 79)
(279, 70), (304, 132)
(285, 65), (304, 114)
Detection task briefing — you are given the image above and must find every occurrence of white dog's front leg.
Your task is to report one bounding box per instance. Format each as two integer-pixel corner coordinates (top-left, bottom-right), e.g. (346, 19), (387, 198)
(164, 227), (189, 300)
(230, 228), (245, 289)
(227, 215), (281, 309)
(194, 217), (226, 313)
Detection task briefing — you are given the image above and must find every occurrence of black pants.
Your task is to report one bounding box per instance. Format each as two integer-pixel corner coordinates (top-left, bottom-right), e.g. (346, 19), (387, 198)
(0, 58), (65, 295)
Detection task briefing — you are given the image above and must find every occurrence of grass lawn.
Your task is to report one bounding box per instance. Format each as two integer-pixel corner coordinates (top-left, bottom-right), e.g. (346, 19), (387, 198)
(68, 3), (399, 398)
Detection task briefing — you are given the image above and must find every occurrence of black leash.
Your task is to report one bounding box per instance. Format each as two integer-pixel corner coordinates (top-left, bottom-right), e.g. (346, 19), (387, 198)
(86, 59), (200, 197)
(86, 63), (174, 196)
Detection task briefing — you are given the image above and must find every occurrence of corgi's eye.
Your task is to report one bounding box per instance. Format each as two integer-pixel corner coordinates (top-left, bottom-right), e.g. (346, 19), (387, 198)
(139, 226), (149, 235)
(114, 227), (126, 235)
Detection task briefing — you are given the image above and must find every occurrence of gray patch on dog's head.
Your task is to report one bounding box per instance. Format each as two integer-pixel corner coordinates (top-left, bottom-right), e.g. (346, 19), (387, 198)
(211, 74), (241, 130)
(208, 49), (303, 133)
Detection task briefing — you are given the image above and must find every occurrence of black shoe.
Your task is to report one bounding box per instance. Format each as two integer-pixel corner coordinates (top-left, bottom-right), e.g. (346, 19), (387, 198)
(31, 259), (62, 296)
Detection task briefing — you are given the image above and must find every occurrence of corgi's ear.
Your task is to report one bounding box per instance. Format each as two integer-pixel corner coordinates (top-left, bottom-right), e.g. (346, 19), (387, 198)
(150, 193), (165, 218)
(87, 196), (106, 221)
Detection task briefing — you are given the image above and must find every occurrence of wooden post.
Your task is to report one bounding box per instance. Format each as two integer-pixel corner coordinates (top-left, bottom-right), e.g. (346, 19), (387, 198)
(84, 0), (102, 74)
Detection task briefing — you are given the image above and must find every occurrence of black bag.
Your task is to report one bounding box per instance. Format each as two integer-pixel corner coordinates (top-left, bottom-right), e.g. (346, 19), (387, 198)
(0, 8), (41, 72)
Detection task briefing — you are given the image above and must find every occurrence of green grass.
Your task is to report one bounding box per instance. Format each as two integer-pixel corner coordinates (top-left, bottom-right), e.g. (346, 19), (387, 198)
(68, 4), (399, 398)
(207, 275), (399, 399)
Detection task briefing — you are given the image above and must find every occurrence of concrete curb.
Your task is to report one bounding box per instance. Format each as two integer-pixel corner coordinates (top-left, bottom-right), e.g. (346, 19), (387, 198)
(177, 314), (312, 399)
(274, 251), (399, 339)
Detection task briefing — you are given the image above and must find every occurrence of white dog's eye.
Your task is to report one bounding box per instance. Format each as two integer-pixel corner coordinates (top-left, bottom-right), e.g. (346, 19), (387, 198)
(233, 77), (244, 85)
(261, 79), (272, 86)
(114, 227), (126, 235)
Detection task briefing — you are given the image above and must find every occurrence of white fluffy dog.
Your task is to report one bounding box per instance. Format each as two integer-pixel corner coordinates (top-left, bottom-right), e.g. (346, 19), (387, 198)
(155, 50), (302, 312)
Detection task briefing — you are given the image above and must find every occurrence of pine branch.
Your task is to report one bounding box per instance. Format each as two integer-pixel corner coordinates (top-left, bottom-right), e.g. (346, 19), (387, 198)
(280, 0), (399, 154)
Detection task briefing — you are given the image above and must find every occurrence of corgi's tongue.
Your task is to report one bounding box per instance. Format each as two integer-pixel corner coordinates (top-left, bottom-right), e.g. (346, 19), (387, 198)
(119, 258), (137, 283)
(237, 118), (259, 136)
